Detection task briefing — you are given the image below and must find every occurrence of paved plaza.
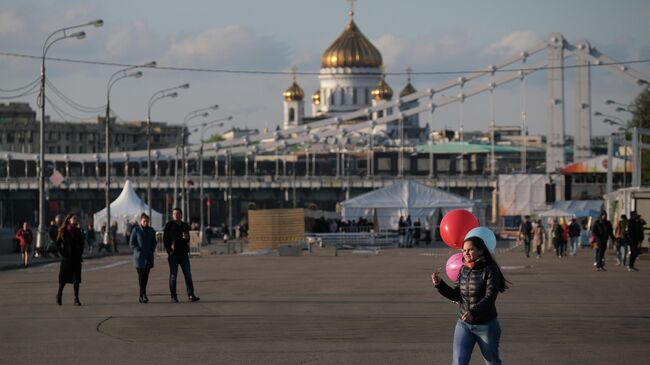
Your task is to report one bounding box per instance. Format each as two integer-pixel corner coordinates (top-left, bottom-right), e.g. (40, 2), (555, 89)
(1, 244), (649, 364)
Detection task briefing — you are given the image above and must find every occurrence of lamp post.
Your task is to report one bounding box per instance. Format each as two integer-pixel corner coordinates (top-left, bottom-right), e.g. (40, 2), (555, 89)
(178, 105), (218, 218)
(36, 19), (103, 257)
(147, 83), (189, 218)
(197, 116), (232, 241)
(105, 61), (153, 253)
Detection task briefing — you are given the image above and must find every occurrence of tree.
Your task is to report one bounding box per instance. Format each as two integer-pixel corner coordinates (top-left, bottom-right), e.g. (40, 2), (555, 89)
(204, 134), (225, 143)
(629, 87), (650, 185)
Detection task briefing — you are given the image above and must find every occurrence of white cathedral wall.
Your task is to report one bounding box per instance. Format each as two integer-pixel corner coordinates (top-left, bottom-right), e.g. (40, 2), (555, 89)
(318, 67), (381, 115)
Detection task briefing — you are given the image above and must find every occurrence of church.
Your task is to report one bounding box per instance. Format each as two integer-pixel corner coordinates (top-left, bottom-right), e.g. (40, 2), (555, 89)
(281, 4), (425, 141)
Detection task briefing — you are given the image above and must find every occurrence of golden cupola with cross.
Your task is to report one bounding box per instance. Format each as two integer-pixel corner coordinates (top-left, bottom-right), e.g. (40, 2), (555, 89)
(283, 67), (305, 129)
(316, 0), (383, 117)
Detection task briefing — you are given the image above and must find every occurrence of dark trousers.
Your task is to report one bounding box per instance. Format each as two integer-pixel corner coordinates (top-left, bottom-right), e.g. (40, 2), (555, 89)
(628, 240), (639, 269)
(136, 268), (151, 295)
(168, 254), (194, 297)
(523, 237), (531, 257)
(595, 243), (607, 268)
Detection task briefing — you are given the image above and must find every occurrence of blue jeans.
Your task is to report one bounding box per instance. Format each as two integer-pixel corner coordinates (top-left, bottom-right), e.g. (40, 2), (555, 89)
(168, 254), (195, 297)
(453, 318), (502, 365)
(569, 236), (579, 256)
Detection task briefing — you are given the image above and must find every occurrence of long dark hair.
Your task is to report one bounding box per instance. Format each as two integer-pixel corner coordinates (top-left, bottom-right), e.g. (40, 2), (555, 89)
(464, 236), (510, 292)
(56, 213), (76, 242)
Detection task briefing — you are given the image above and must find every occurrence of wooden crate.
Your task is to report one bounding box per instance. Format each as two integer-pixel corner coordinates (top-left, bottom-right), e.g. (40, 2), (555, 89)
(248, 208), (306, 250)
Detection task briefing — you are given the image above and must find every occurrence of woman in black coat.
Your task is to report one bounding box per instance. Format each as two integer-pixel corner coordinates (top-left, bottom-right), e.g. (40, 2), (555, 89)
(432, 236), (509, 365)
(55, 213), (85, 306)
(129, 213), (157, 303)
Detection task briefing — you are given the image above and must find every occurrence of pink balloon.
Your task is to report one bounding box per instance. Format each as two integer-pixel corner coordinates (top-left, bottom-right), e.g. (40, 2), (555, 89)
(440, 209), (480, 249)
(446, 253), (464, 281)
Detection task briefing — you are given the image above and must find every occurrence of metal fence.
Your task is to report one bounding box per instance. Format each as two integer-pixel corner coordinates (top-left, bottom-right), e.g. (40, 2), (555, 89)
(155, 231), (201, 256)
(307, 230), (399, 249)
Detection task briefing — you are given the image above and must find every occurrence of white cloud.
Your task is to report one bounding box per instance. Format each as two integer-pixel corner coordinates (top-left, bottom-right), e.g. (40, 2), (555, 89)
(483, 31), (544, 56)
(374, 32), (469, 71)
(0, 11), (25, 36)
(105, 21), (159, 60)
(162, 25), (289, 70)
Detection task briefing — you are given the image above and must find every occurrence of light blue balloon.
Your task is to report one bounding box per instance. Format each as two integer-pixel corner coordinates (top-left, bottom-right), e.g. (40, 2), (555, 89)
(465, 227), (497, 253)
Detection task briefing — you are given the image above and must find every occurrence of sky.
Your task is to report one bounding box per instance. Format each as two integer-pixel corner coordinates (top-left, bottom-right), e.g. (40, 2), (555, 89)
(1, 0), (649, 143)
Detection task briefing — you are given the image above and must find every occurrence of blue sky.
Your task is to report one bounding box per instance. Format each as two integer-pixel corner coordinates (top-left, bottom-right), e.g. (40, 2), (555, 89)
(1, 0), (649, 141)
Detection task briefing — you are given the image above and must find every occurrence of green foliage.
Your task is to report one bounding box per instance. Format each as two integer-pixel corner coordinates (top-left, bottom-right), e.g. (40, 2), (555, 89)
(205, 134), (225, 143)
(629, 87), (650, 185)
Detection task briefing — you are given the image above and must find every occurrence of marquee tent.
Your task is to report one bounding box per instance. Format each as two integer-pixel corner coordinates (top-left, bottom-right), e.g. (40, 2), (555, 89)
(340, 180), (484, 230)
(93, 180), (163, 233)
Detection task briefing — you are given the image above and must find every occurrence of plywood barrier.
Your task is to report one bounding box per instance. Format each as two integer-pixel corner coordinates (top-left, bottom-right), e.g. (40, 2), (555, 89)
(248, 208), (306, 250)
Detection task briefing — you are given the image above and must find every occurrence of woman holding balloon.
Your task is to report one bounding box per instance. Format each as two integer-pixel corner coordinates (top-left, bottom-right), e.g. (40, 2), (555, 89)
(431, 209), (508, 365)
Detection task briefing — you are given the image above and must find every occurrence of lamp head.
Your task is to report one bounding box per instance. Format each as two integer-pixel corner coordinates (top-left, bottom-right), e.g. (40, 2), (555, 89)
(179, 83), (190, 89)
(89, 19), (104, 27)
(143, 61), (157, 68)
(200, 112), (209, 118)
(168, 92), (178, 98)
(604, 99), (615, 105)
(594, 111), (603, 117)
(210, 104), (219, 110)
(132, 71), (143, 78)
(71, 31), (86, 40)
(615, 107), (627, 112)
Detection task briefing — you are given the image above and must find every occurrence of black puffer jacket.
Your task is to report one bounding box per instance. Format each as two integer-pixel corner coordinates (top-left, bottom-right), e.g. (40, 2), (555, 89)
(436, 260), (501, 324)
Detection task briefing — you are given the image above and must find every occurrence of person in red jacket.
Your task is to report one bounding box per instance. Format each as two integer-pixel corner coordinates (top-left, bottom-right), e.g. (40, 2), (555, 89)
(15, 222), (33, 268)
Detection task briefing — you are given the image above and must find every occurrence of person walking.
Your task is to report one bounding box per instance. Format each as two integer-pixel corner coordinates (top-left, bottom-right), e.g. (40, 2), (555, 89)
(592, 210), (614, 271)
(398, 216), (406, 248)
(614, 215), (629, 267)
(55, 213), (85, 306)
(84, 223), (96, 254)
(519, 215), (533, 258)
(129, 213), (157, 303)
(98, 223), (111, 253)
(627, 211), (645, 272)
(532, 219), (545, 259)
(15, 222), (33, 268)
(431, 235), (509, 365)
(163, 208), (200, 303)
(413, 218), (421, 246)
(568, 218), (581, 256)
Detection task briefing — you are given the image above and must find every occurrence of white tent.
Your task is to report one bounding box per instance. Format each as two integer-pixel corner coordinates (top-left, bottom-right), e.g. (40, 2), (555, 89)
(341, 180), (484, 230)
(93, 180), (163, 233)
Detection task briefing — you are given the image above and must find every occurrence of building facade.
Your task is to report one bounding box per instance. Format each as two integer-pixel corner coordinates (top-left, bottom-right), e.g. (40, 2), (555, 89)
(0, 102), (184, 154)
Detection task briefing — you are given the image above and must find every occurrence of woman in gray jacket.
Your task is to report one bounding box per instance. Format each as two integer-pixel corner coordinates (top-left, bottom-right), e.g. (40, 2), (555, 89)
(129, 213), (157, 303)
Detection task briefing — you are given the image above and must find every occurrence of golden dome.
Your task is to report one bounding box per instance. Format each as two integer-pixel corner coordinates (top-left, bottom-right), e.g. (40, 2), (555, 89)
(399, 82), (417, 97)
(283, 81), (304, 102)
(399, 68), (417, 97)
(312, 89), (321, 105)
(321, 19), (382, 68)
(371, 73), (393, 101)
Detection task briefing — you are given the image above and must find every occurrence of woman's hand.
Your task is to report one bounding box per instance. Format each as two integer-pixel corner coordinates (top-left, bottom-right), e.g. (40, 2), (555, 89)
(431, 272), (441, 286)
(461, 311), (473, 322)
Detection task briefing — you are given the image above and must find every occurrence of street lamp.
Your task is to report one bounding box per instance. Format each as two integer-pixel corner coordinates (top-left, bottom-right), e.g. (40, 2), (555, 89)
(179, 105), (218, 217)
(147, 83), (189, 218)
(36, 19), (103, 257)
(197, 116), (232, 240)
(105, 62), (153, 253)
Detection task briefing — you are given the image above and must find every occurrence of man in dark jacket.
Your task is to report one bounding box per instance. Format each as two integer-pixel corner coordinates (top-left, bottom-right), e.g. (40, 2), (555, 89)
(519, 215), (533, 258)
(592, 210), (614, 271)
(163, 208), (200, 302)
(627, 211), (645, 272)
(568, 218), (581, 256)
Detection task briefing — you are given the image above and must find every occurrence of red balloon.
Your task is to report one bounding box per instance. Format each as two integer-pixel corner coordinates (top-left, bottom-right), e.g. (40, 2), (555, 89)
(440, 209), (480, 249)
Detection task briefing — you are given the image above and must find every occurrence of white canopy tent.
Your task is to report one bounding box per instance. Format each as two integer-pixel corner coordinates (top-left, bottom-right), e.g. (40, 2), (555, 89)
(93, 180), (163, 233)
(341, 180), (485, 230)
